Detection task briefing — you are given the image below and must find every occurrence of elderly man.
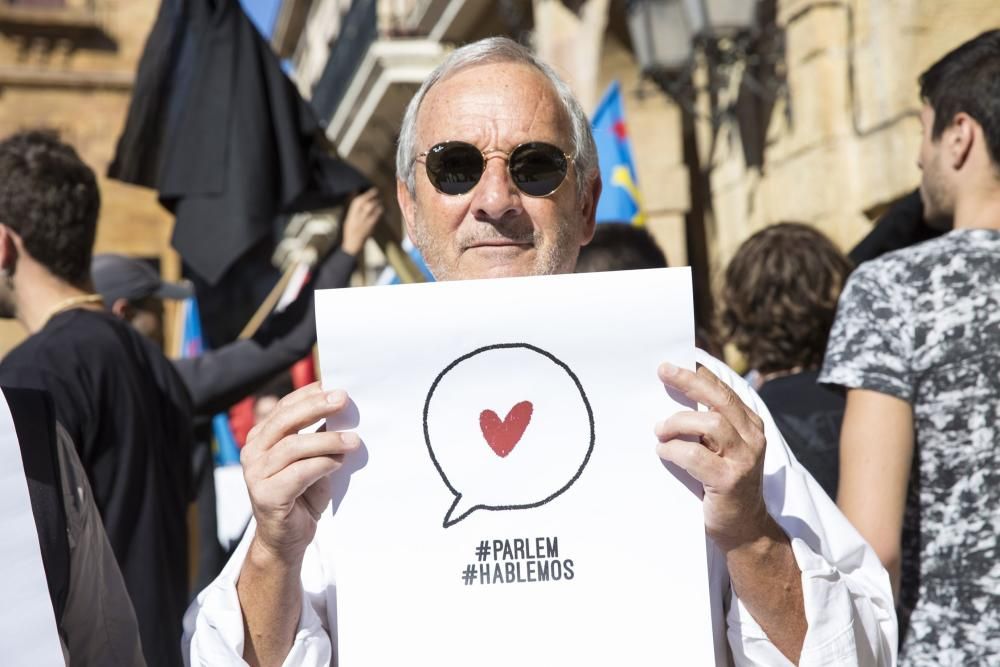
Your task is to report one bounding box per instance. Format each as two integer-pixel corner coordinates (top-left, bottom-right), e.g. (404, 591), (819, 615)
(185, 37), (895, 666)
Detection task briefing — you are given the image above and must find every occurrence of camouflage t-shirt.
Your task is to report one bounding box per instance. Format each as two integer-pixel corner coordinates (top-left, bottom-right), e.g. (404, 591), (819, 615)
(820, 229), (1000, 666)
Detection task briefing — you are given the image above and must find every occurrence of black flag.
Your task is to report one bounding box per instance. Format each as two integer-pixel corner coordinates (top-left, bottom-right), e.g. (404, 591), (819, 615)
(109, 0), (368, 286)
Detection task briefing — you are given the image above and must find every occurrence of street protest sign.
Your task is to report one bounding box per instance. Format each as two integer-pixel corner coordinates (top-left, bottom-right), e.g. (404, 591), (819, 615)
(0, 394), (64, 665)
(316, 268), (715, 666)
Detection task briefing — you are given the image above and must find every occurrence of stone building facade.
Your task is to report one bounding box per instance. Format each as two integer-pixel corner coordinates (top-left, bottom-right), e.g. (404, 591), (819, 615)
(0, 0), (174, 353)
(706, 0), (1000, 270)
(3, 0), (997, 352)
(275, 0), (1000, 303)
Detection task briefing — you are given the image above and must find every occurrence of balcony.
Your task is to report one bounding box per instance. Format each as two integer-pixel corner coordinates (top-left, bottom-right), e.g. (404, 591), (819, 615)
(0, 0), (102, 31)
(0, 0), (126, 89)
(310, 0), (378, 125)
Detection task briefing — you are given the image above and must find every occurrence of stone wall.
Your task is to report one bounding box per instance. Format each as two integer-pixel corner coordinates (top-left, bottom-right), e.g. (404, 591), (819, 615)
(596, 31), (689, 268)
(707, 0), (1000, 281)
(0, 0), (173, 354)
(546, 0), (1000, 324)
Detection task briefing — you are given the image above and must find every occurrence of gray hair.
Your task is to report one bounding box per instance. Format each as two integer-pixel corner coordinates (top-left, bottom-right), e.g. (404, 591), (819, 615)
(396, 37), (599, 199)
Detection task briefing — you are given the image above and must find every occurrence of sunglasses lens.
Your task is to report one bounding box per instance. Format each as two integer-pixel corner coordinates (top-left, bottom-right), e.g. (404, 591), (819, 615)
(510, 142), (568, 197)
(425, 142), (484, 195)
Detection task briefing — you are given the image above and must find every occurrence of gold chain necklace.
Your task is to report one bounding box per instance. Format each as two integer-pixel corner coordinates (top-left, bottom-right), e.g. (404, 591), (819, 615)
(40, 294), (104, 328)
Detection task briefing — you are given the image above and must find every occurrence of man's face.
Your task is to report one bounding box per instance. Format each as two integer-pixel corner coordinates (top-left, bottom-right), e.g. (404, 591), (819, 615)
(918, 104), (956, 229)
(399, 62), (597, 281)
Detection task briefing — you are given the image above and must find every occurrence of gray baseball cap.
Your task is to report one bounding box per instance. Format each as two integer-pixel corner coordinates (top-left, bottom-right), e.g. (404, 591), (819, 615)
(91, 253), (194, 304)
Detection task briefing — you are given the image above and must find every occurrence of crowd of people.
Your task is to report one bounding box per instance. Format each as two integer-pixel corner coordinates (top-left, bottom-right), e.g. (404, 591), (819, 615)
(0, 27), (996, 667)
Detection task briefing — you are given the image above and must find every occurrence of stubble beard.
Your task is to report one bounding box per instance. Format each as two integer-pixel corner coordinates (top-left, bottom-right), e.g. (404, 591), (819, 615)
(410, 213), (581, 281)
(920, 165), (955, 231)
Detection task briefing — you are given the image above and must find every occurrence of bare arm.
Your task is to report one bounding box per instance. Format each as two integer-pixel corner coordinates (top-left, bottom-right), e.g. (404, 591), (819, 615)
(725, 519), (806, 660)
(837, 388), (914, 599)
(656, 364), (806, 663)
(238, 540), (307, 667)
(237, 384), (360, 667)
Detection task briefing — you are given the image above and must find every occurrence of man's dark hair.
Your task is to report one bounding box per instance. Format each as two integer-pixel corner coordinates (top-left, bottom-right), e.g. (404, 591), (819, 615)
(575, 223), (667, 273)
(919, 29), (1000, 169)
(719, 223), (853, 374)
(0, 130), (99, 285)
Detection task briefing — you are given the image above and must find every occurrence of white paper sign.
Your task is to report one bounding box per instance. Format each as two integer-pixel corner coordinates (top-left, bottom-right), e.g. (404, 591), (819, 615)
(315, 267), (714, 666)
(0, 392), (65, 666)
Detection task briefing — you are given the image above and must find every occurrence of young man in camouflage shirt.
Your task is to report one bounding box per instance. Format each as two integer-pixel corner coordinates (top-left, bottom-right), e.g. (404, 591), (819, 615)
(821, 30), (1000, 665)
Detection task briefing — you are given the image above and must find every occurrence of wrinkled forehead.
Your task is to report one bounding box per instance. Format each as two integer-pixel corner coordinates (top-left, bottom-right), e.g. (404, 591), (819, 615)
(415, 62), (573, 151)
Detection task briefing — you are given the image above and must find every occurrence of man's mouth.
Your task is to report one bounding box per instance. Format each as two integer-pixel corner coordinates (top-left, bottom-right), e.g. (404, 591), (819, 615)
(465, 240), (533, 249)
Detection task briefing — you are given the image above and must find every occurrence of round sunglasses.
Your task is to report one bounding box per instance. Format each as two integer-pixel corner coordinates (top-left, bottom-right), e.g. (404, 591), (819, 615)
(416, 141), (574, 197)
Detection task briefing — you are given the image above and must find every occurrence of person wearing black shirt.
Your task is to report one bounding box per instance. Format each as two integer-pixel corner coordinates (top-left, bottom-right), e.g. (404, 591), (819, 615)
(719, 223), (854, 499)
(91, 189), (382, 591)
(0, 130), (192, 667)
(3, 386), (145, 665)
(92, 188), (382, 417)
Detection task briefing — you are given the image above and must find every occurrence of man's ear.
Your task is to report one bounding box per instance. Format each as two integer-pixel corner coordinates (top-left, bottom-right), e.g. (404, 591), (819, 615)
(0, 224), (19, 276)
(948, 112), (976, 170)
(110, 298), (131, 320)
(579, 173), (602, 246)
(396, 177), (418, 242)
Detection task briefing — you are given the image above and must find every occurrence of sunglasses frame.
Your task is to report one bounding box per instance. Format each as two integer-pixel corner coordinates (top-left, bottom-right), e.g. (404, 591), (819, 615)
(415, 140), (575, 198)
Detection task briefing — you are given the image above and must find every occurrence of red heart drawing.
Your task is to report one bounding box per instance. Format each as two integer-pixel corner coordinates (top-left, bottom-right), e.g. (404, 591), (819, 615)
(479, 401), (533, 458)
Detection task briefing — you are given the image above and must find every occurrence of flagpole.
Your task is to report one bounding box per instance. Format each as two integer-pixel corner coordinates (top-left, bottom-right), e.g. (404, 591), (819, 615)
(237, 260), (302, 340)
(372, 222), (427, 284)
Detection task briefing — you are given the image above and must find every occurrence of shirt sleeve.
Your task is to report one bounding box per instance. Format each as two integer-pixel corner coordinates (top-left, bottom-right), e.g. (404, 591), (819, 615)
(696, 351), (898, 666)
(819, 261), (915, 403)
(56, 423), (146, 666)
(183, 519), (333, 667)
(175, 248), (358, 416)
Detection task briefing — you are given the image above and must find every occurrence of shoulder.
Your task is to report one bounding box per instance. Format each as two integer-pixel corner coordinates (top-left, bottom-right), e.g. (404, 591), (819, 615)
(0, 347), (80, 404)
(8, 310), (120, 361)
(0, 330), (45, 375)
(847, 234), (954, 293)
(0, 312), (117, 386)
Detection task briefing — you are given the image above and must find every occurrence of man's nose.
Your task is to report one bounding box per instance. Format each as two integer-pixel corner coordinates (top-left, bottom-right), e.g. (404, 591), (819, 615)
(470, 156), (523, 222)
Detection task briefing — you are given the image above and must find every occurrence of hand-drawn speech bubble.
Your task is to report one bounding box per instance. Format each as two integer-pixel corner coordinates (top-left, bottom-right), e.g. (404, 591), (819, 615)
(423, 343), (595, 528)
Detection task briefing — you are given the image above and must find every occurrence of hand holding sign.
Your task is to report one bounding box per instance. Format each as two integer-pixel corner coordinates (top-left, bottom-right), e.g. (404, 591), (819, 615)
(240, 383), (361, 561)
(654, 363), (771, 553)
(654, 362), (808, 661)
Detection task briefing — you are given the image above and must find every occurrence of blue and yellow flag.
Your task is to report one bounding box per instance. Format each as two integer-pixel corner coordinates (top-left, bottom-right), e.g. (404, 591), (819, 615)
(592, 81), (646, 226)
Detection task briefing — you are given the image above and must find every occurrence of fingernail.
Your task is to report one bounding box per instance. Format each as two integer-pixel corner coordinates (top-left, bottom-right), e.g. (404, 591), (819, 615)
(653, 420), (666, 436)
(327, 389), (347, 405)
(341, 432), (361, 448)
(660, 362), (678, 377)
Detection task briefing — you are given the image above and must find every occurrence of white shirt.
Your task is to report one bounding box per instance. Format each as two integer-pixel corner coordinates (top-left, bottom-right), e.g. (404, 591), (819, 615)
(183, 351), (897, 666)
